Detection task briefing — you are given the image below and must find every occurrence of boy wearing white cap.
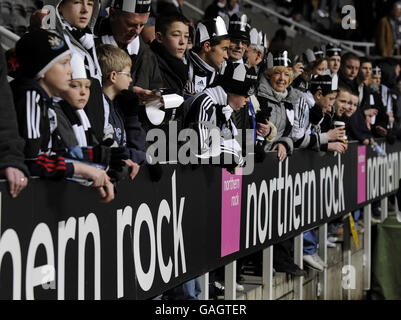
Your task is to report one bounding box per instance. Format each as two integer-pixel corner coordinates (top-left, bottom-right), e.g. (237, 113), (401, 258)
(184, 16), (230, 97)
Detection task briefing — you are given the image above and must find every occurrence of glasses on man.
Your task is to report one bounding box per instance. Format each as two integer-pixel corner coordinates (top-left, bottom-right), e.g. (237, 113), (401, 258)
(230, 38), (250, 47)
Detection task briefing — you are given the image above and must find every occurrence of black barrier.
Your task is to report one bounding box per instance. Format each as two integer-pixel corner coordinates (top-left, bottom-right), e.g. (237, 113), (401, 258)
(0, 140), (400, 300)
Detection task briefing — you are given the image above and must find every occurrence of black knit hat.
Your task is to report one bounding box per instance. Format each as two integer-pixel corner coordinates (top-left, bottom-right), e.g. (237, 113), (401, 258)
(228, 13), (251, 43)
(16, 30), (71, 79)
(215, 62), (258, 96)
(111, 0), (152, 13)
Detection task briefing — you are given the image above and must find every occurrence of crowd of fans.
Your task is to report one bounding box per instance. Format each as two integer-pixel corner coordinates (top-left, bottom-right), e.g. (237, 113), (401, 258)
(1, 0), (401, 299)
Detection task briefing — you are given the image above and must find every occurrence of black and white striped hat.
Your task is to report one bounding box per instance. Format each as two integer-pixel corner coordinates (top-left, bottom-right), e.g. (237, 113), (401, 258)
(111, 0), (152, 13)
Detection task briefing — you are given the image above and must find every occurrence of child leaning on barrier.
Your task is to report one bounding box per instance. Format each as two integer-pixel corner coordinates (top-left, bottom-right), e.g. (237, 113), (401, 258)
(11, 30), (114, 203)
(96, 44), (149, 180)
(291, 74), (348, 154)
(55, 53), (137, 184)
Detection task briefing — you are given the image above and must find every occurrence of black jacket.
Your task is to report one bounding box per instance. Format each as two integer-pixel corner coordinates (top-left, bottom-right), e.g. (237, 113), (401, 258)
(110, 92), (147, 165)
(10, 77), (74, 179)
(150, 40), (188, 95)
(0, 46), (29, 176)
(349, 108), (374, 142)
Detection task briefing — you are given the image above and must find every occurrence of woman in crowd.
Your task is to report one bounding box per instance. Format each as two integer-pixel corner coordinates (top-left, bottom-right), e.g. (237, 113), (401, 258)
(255, 50), (307, 276)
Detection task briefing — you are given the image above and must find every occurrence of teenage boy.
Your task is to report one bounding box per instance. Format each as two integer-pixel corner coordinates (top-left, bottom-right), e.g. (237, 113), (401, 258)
(97, 44), (148, 176)
(96, 0), (164, 103)
(184, 16), (230, 97)
(344, 90), (359, 118)
(150, 13), (190, 95)
(333, 87), (352, 123)
(33, 0), (109, 143)
(174, 61), (258, 299)
(326, 43), (342, 76)
(183, 61), (258, 170)
(13, 30), (114, 202)
(291, 74), (348, 154)
(291, 74), (348, 272)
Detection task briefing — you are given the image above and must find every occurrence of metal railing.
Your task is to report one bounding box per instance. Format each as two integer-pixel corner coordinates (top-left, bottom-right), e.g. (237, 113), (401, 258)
(183, 0), (377, 56)
(0, 26), (20, 50)
(242, 0), (367, 56)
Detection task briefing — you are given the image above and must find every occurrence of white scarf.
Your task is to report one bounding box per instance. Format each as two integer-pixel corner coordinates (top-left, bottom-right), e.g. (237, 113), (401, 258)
(101, 34), (140, 56)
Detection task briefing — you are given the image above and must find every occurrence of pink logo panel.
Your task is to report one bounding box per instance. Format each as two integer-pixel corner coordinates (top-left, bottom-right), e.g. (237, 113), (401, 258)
(221, 168), (242, 257)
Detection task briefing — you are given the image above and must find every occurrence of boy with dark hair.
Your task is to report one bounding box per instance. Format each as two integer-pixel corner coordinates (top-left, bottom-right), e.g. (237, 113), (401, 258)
(13, 29), (114, 202)
(339, 52), (360, 93)
(31, 0), (110, 144)
(184, 61), (258, 171)
(292, 74), (347, 153)
(150, 12), (190, 95)
(184, 16), (230, 97)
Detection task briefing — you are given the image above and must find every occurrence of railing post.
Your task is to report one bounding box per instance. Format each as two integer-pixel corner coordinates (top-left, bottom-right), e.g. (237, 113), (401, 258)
(363, 204), (372, 292)
(262, 246), (274, 300)
(342, 214), (352, 300)
(380, 197), (388, 222)
(199, 273), (209, 300)
(318, 223), (328, 300)
(224, 261), (237, 300)
(293, 233), (304, 300)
